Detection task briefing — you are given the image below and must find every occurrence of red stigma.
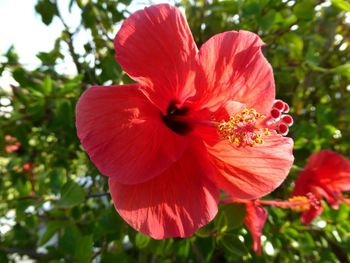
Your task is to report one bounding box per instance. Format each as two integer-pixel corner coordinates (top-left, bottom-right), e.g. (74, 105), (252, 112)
(274, 100), (285, 111)
(281, 115), (293, 126)
(283, 103), (290, 113)
(270, 108), (281, 119)
(278, 123), (289, 135)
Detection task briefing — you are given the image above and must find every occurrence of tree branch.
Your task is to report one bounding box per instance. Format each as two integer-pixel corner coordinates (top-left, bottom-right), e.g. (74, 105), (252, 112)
(85, 192), (110, 199)
(56, 6), (82, 74)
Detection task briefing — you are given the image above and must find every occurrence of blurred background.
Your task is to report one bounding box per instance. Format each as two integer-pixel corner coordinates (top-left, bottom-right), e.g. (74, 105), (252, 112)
(0, 0), (349, 262)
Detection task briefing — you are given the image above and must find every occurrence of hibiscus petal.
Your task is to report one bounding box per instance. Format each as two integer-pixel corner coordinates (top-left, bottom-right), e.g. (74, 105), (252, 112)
(194, 30), (275, 114)
(306, 150), (350, 193)
(206, 135), (294, 199)
(244, 202), (267, 255)
(76, 84), (188, 184)
(300, 205), (324, 225)
(108, 138), (220, 239)
(291, 170), (312, 196)
(115, 4), (197, 113)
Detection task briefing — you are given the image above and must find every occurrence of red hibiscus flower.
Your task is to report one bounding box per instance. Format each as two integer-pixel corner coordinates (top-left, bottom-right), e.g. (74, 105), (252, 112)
(244, 201), (267, 255)
(292, 150), (350, 224)
(76, 4), (294, 239)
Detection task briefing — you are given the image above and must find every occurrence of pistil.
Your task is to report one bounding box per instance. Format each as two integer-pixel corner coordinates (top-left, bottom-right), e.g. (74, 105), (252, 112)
(217, 100), (293, 147)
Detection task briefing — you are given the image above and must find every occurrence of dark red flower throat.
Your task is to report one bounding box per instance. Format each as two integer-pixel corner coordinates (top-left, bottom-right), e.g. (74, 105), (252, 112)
(162, 101), (192, 135)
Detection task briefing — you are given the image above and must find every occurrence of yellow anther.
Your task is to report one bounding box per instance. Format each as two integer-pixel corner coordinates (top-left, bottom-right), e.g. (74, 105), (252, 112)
(288, 196), (311, 212)
(217, 108), (270, 147)
(264, 128), (271, 136)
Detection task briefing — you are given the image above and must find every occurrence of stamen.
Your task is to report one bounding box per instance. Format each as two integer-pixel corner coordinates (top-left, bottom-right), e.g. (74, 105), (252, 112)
(257, 196), (312, 211)
(287, 196), (311, 212)
(249, 194), (320, 212)
(217, 108), (270, 147)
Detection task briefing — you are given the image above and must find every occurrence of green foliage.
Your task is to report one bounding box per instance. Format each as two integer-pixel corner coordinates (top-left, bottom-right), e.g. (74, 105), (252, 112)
(35, 0), (59, 25)
(215, 203), (246, 232)
(1, 0), (350, 262)
(56, 180), (85, 208)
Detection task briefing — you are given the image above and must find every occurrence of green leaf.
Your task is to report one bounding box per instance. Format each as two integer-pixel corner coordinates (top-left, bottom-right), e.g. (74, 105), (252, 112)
(220, 234), (247, 257)
(75, 235), (93, 263)
(294, 137), (309, 150)
(54, 99), (73, 128)
(257, 10), (276, 31)
(135, 233), (151, 249)
(215, 203), (246, 233)
(60, 224), (80, 254)
(222, 203), (246, 230)
(96, 209), (122, 237)
(35, 0), (58, 25)
(293, 0), (315, 20)
(242, 1), (261, 16)
(56, 180), (85, 208)
(195, 237), (215, 262)
(177, 239), (190, 259)
(28, 100), (45, 120)
(283, 32), (304, 59)
(48, 167), (67, 194)
(39, 221), (64, 246)
(331, 0), (350, 11)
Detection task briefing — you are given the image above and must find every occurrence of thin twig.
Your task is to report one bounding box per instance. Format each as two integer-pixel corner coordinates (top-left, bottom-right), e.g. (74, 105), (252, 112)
(56, 5), (82, 74)
(86, 192), (110, 199)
